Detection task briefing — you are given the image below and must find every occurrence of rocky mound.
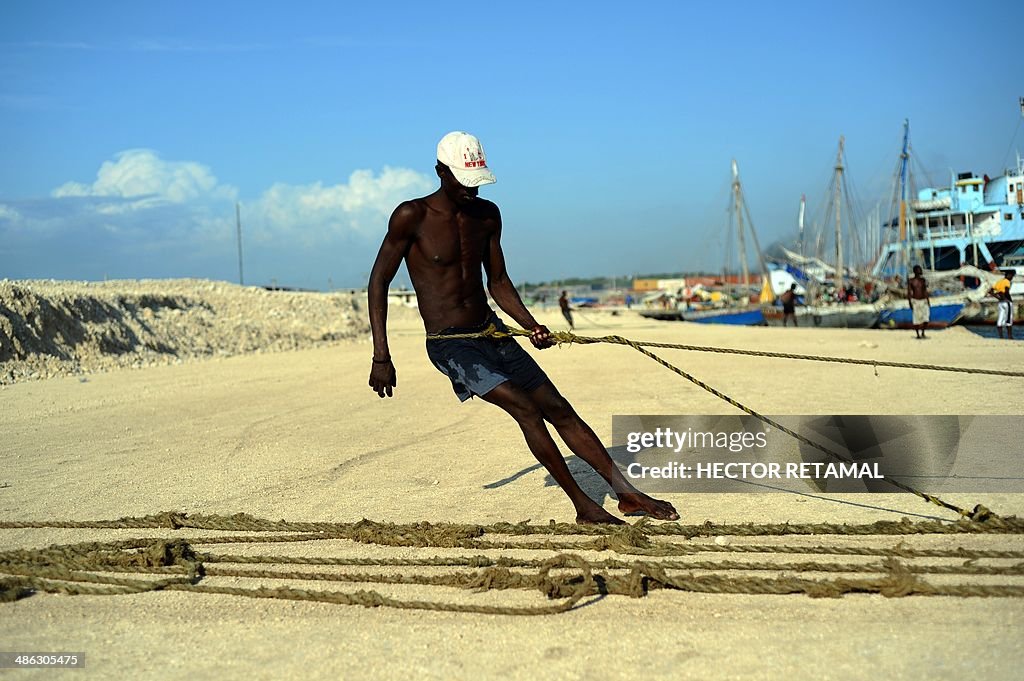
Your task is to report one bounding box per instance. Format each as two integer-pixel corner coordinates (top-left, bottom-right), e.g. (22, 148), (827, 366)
(0, 279), (369, 384)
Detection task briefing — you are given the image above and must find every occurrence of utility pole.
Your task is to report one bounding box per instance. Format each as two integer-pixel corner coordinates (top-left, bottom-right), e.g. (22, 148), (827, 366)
(235, 202), (245, 286)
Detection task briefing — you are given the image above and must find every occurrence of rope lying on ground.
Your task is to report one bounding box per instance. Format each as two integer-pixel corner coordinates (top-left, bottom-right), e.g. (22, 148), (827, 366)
(428, 324), (1016, 519)
(3, 514), (1023, 612)
(4, 512), (1024, 535)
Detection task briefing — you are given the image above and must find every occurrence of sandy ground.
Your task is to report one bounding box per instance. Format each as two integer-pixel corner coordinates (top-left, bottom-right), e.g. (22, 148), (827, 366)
(1, 307), (1023, 680)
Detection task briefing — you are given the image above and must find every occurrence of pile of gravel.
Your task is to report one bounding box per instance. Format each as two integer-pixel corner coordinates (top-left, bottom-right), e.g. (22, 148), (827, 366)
(0, 279), (369, 384)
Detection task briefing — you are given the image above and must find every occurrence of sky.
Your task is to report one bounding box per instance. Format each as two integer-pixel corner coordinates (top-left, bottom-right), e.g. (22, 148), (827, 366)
(1, 0), (1022, 290)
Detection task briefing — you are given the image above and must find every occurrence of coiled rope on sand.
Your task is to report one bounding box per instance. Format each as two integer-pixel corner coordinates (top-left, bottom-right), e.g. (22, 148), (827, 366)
(2, 514), (1023, 614)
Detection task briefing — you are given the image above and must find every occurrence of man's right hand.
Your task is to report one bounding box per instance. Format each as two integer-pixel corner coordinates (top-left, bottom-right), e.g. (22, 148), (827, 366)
(529, 324), (554, 349)
(369, 359), (396, 398)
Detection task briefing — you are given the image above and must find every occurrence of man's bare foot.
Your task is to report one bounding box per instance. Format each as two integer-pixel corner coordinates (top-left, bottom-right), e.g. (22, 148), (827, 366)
(617, 493), (680, 520)
(575, 507), (626, 525)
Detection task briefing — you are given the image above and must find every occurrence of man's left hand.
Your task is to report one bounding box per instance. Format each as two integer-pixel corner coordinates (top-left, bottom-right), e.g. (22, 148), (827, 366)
(529, 324), (554, 349)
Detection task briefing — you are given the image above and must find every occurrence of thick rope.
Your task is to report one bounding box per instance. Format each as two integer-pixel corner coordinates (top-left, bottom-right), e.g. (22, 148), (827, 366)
(428, 324), (1010, 519)
(4, 513), (1023, 535)
(3, 516), (1023, 611)
(0, 551), (596, 616)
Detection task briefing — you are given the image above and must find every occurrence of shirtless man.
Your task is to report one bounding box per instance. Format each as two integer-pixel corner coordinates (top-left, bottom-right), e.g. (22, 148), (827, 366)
(907, 265), (930, 339)
(780, 284), (798, 327)
(367, 131), (678, 524)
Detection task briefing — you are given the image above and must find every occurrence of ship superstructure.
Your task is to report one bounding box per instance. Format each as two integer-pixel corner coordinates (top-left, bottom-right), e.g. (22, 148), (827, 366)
(873, 152), (1024, 277)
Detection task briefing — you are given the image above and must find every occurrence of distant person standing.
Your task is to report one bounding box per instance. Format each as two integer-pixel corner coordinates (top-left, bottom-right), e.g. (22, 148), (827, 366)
(559, 290), (574, 329)
(990, 269), (1015, 340)
(780, 284), (798, 327)
(908, 265), (931, 339)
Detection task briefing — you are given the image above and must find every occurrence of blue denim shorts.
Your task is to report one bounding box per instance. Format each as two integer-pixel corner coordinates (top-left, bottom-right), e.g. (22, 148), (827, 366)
(425, 312), (549, 401)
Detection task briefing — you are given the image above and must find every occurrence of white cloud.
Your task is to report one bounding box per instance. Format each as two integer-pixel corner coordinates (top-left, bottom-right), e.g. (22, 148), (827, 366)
(39, 150), (431, 243)
(0, 203), (20, 221)
(52, 149), (237, 205)
(1, 150), (433, 284)
(250, 167), (433, 242)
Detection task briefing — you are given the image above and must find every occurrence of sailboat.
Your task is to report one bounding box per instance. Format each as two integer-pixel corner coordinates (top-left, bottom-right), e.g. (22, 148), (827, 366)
(762, 137), (881, 328)
(637, 160), (766, 325)
(683, 160), (766, 325)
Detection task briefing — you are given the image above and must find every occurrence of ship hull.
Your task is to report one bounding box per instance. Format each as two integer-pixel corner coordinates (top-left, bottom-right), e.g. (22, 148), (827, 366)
(638, 306), (765, 325)
(877, 302), (965, 329)
(763, 304), (880, 328)
(685, 307), (765, 325)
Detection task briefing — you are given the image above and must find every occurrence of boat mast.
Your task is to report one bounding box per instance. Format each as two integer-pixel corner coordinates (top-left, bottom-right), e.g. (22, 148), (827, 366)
(798, 194), (806, 261)
(732, 159), (751, 303)
(797, 194), (812, 301)
(897, 119), (910, 277)
(834, 137), (845, 297)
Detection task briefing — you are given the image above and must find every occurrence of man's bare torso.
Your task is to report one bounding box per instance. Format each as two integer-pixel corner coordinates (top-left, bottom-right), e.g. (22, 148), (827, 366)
(401, 195), (500, 334)
(908, 277), (928, 300)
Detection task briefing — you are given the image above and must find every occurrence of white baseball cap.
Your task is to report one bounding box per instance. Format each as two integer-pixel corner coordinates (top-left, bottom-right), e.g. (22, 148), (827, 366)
(436, 131), (496, 187)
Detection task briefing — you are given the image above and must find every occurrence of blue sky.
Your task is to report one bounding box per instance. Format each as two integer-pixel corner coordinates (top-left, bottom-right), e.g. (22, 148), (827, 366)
(2, 1), (1022, 289)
